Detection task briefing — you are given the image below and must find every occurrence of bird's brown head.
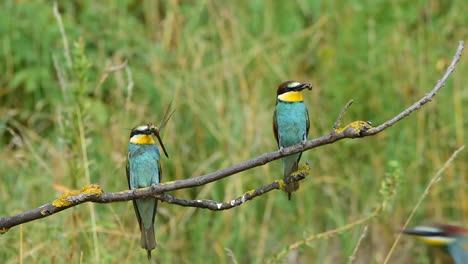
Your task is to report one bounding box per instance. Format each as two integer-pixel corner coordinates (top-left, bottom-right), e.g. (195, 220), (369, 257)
(129, 124), (154, 144)
(401, 224), (468, 246)
(276, 81), (312, 102)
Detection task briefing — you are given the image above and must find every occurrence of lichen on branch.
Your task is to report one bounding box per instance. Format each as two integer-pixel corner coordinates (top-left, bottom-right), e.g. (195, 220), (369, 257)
(0, 41), (464, 234)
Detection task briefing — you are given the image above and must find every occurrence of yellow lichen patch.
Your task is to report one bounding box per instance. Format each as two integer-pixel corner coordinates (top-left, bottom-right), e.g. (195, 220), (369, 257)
(334, 121), (373, 134)
(160, 181), (175, 185)
(0, 227), (9, 234)
(52, 190), (81, 207)
(79, 184), (103, 196)
(52, 184), (103, 208)
(291, 163), (311, 176)
(41, 210), (47, 216)
(244, 190), (255, 196)
(275, 179), (286, 190)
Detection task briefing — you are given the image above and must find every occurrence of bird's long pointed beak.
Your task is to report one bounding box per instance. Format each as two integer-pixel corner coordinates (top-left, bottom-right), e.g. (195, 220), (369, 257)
(298, 82), (312, 91)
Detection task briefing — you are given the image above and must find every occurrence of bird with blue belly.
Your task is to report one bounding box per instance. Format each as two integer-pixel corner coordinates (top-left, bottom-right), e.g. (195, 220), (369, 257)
(273, 80), (312, 200)
(403, 224), (468, 264)
(126, 124), (169, 260)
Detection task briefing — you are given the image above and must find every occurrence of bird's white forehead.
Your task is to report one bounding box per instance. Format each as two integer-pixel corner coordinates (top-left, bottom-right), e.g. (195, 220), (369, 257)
(134, 125), (149, 131)
(287, 82), (301, 88)
(413, 226), (441, 232)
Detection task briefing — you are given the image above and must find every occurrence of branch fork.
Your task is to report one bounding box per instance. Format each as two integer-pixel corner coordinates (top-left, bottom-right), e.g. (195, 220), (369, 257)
(0, 41), (464, 234)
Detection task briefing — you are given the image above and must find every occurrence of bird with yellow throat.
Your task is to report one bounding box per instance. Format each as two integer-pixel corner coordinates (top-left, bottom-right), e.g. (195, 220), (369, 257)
(403, 224), (468, 264)
(273, 81), (312, 200)
(126, 108), (172, 259)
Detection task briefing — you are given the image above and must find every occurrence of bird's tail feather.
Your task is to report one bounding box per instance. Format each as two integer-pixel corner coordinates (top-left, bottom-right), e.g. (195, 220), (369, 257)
(141, 226), (156, 260)
(283, 158), (300, 200)
(284, 180), (300, 200)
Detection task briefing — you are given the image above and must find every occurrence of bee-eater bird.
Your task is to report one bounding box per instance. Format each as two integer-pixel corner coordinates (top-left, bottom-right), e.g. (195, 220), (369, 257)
(273, 80), (312, 200)
(127, 124), (169, 260)
(403, 224), (468, 264)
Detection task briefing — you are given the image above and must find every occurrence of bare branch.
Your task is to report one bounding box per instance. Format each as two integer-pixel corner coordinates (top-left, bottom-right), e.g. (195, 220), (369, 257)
(0, 41), (464, 234)
(0, 167), (309, 233)
(156, 167), (309, 210)
(363, 41), (464, 135)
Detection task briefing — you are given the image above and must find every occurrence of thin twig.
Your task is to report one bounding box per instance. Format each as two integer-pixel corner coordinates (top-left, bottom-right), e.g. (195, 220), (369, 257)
(348, 225), (368, 264)
(225, 247), (239, 264)
(333, 99), (354, 131)
(268, 214), (376, 263)
(382, 145), (465, 264)
(95, 60), (128, 92)
(268, 163), (401, 264)
(105, 61), (128, 73)
(363, 41), (464, 135)
(0, 41), (464, 234)
(157, 169), (308, 210)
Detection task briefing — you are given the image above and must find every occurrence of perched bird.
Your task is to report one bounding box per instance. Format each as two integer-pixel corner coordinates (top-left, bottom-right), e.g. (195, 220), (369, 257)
(127, 124), (169, 260)
(402, 224), (468, 264)
(273, 81), (312, 200)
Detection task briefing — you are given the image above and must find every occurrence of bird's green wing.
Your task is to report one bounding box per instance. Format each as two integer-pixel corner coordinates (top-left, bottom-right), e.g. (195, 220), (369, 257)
(150, 159), (161, 228)
(305, 107), (310, 138)
(126, 156), (144, 233)
(273, 106), (279, 147)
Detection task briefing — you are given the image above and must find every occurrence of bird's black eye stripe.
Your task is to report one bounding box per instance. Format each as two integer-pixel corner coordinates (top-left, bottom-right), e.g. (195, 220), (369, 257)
(277, 86), (290, 95)
(423, 231), (450, 237)
(404, 230), (448, 237)
(278, 85), (301, 95)
(277, 82), (308, 95)
(130, 128), (151, 138)
(129, 130), (139, 138)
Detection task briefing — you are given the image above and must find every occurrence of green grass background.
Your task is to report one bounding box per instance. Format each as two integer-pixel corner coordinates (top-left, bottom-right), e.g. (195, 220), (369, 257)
(0, 0), (466, 263)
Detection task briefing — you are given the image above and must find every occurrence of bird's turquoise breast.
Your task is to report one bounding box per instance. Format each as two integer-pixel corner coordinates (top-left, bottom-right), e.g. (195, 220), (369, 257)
(448, 237), (468, 264)
(128, 144), (161, 189)
(275, 101), (308, 147)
